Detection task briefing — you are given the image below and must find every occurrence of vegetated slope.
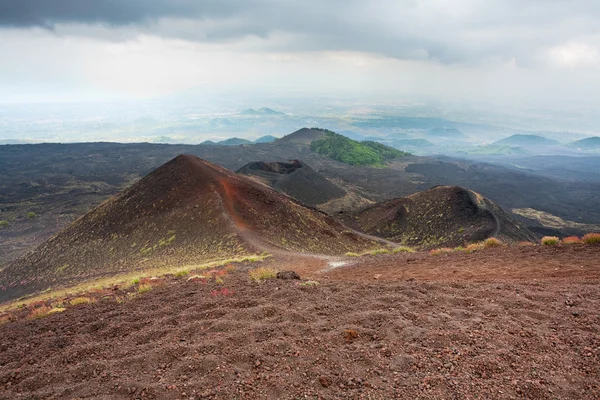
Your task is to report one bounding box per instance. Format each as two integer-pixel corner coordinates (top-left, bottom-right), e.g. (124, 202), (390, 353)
(275, 128), (326, 145)
(236, 160), (345, 207)
(310, 130), (411, 166)
(340, 185), (536, 248)
(568, 136), (600, 149)
(0, 155), (376, 302)
(494, 134), (559, 147)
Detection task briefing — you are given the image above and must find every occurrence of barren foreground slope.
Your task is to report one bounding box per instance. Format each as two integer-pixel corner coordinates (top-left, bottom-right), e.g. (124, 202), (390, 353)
(0, 245), (598, 399)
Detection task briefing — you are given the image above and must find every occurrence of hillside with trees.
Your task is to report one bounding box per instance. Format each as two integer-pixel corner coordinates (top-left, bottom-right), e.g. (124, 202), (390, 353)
(310, 129), (410, 166)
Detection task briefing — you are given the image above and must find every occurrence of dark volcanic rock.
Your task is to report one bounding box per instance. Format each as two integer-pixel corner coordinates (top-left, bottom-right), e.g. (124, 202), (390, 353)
(276, 271), (301, 280)
(0, 155), (377, 302)
(341, 185), (536, 248)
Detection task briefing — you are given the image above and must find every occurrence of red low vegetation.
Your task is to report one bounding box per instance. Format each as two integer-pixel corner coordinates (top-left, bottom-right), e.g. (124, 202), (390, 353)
(562, 236), (582, 245)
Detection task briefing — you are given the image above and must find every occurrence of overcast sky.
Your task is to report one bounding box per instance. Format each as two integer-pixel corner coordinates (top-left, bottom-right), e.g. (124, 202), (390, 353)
(1, 0), (600, 106)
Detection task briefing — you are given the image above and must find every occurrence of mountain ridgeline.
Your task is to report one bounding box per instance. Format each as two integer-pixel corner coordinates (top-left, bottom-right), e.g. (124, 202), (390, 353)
(0, 155), (379, 302)
(309, 128), (411, 166)
(340, 186), (536, 248)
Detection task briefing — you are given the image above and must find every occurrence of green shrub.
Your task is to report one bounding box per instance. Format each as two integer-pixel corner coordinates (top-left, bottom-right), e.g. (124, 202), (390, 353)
(27, 212), (37, 219)
(0, 220), (8, 228)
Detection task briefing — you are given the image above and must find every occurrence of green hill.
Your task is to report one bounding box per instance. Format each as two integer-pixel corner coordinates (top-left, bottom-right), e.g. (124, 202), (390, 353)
(310, 129), (410, 166)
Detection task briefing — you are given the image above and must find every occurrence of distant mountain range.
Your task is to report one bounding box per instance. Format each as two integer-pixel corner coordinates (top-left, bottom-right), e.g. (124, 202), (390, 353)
(239, 108), (285, 116)
(568, 136), (600, 149)
(427, 127), (466, 138)
(494, 134), (560, 147)
(200, 135), (278, 146)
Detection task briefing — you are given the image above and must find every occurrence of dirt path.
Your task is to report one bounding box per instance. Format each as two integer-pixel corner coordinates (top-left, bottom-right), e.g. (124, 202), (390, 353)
(215, 178), (400, 275)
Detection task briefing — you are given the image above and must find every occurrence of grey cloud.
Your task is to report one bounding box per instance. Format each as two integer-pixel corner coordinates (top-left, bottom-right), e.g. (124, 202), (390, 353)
(0, 0), (248, 27)
(1, 0), (600, 65)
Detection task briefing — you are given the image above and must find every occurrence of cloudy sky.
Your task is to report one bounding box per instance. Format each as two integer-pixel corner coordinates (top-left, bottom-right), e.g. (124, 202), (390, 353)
(1, 0), (600, 105)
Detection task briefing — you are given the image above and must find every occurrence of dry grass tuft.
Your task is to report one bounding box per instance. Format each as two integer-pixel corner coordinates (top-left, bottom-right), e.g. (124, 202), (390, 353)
(430, 247), (453, 256)
(465, 243), (485, 252)
(392, 246), (415, 253)
(583, 233), (600, 244)
(368, 248), (391, 255)
(174, 269), (190, 278)
(344, 329), (359, 343)
(137, 284), (153, 294)
(541, 236), (560, 246)
(70, 297), (94, 306)
(483, 237), (503, 248)
(29, 305), (66, 319)
(562, 236), (582, 245)
(249, 266), (278, 282)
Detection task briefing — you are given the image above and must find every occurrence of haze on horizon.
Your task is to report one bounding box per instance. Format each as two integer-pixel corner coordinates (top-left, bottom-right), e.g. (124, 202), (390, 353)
(1, 0), (600, 140)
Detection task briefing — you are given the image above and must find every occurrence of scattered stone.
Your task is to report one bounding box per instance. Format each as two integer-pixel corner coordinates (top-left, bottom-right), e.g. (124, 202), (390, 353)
(277, 271), (300, 280)
(319, 376), (331, 388)
(572, 311), (580, 317)
(565, 299), (575, 307)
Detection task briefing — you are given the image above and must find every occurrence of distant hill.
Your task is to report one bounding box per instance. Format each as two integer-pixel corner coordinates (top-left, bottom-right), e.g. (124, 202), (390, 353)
(568, 136), (600, 150)
(0, 155), (378, 302)
(391, 139), (435, 148)
(253, 135), (278, 144)
(428, 127), (466, 138)
(240, 108), (284, 116)
(200, 138), (252, 146)
(466, 145), (530, 155)
(218, 138), (253, 146)
(0, 139), (28, 145)
(276, 128), (327, 145)
(340, 186), (536, 248)
(309, 129), (410, 166)
(236, 160), (345, 207)
(494, 134), (559, 147)
(153, 136), (179, 144)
